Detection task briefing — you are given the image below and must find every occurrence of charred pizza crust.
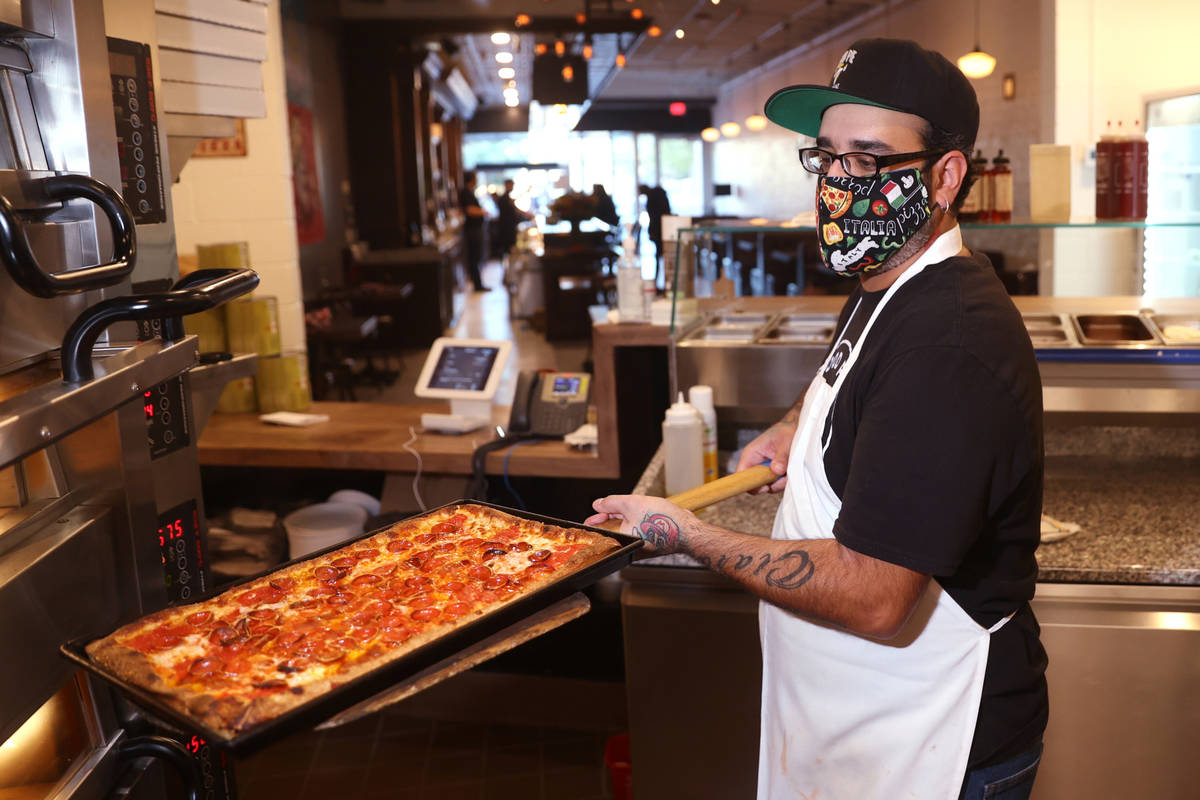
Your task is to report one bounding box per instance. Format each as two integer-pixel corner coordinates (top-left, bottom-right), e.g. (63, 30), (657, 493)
(86, 504), (619, 740)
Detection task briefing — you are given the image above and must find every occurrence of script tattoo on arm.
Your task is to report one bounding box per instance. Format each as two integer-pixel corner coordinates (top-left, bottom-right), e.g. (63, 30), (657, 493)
(724, 548), (815, 590)
(634, 512), (682, 551)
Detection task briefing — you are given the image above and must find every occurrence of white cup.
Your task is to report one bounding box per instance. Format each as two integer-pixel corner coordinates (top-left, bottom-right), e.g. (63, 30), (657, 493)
(282, 502), (368, 559)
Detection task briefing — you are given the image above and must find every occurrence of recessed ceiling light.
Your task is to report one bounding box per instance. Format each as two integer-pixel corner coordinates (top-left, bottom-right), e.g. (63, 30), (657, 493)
(498, 66), (515, 79)
(491, 32), (511, 45)
(675, 28), (685, 39)
(505, 95), (520, 107)
(495, 51), (513, 64)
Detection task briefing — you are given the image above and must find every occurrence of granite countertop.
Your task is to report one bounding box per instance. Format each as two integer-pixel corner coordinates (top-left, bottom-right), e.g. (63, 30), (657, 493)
(630, 427), (1200, 586)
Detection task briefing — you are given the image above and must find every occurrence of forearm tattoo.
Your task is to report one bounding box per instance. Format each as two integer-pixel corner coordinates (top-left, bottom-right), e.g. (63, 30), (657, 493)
(635, 512), (681, 550)
(696, 548), (815, 590)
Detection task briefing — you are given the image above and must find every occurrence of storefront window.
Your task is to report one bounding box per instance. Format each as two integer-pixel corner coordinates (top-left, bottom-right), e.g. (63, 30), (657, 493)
(658, 137), (703, 217)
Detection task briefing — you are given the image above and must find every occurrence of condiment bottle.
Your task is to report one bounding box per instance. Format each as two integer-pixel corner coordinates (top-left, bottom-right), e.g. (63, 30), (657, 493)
(1095, 120), (1118, 220)
(1115, 120), (1137, 220)
(1128, 119), (1149, 221)
(960, 149), (987, 222)
(990, 149), (1013, 223)
(688, 384), (718, 483)
(662, 393), (704, 495)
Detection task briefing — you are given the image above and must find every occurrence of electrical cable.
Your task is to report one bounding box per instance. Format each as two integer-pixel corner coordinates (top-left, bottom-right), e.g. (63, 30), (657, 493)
(401, 426), (426, 511)
(502, 438), (541, 509)
(467, 433), (540, 502)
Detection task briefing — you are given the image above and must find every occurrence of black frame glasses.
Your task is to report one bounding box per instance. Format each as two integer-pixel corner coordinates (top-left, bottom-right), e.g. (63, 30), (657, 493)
(798, 147), (946, 178)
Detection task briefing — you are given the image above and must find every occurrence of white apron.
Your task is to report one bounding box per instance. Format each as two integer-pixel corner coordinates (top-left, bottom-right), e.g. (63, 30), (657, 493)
(757, 228), (1010, 800)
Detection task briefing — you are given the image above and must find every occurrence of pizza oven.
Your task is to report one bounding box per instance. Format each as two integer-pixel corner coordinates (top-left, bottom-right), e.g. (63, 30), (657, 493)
(0, 2), (257, 798)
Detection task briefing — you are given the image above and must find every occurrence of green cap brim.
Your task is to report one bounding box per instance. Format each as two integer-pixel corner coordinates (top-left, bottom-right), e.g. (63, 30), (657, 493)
(763, 85), (898, 137)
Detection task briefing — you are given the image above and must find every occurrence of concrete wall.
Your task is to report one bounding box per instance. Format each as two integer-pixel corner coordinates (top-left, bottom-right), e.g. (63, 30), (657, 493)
(170, 0), (306, 352)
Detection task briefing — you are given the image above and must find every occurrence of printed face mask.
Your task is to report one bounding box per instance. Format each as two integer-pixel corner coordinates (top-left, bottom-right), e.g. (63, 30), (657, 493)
(816, 168), (932, 276)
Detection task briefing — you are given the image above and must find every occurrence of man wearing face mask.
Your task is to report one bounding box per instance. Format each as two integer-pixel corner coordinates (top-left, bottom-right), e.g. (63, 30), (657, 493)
(587, 39), (1047, 800)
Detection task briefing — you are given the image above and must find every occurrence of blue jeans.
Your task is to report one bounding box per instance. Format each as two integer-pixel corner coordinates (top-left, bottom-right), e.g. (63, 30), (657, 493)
(958, 742), (1043, 800)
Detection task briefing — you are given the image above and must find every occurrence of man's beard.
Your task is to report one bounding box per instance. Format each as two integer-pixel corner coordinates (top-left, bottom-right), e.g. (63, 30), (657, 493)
(858, 205), (944, 281)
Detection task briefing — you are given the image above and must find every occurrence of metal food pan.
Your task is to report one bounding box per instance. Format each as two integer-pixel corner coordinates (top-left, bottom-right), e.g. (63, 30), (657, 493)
(758, 326), (833, 344)
(62, 501), (641, 755)
(709, 313), (769, 327)
(778, 313), (837, 326)
(1147, 314), (1200, 346)
(1072, 313), (1159, 345)
(1022, 313), (1065, 329)
(1028, 329), (1070, 346)
(686, 327), (757, 343)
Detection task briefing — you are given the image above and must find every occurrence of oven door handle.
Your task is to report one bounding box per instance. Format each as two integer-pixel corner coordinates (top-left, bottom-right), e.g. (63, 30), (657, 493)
(118, 735), (201, 800)
(61, 267), (260, 382)
(0, 174), (137, 298)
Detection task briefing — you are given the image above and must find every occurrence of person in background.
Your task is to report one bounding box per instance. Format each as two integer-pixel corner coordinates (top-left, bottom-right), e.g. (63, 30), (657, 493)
(495, 179), (532, 263)
(591, 39), (1047, 800)
(592, 183), (620, 228)
(638, 184), (672, 285)
(458, 172), (488, 292)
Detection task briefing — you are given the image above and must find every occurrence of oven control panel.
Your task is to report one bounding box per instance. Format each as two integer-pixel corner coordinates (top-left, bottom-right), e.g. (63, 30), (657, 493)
(107, 37), (166, 224)
(145, 377), (190, 460)
(186, 734), (234, 800)
(158, 499), (205, 603)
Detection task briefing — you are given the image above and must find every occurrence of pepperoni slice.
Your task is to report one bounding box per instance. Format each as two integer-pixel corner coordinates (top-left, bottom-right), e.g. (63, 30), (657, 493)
(224, 659), (253, 676)
(252, 679), (288, 691)
(381, 627), (411, 643)
(351, 574), (382, 587)
(370, 587), (400, 601)
(525, 564), (554, 577)
(326, 592), (355, 606)
(414, 532), (440, 544)
(440, 581), (466, 593)
(313, 646), (345, 663)
(236, 588), (266, 606)
(210, 626), (240, 646)
(313, 565), (339, 582)
(432, 521), (458, 535)
(331, 556), (359, 569)
(404, 576), (432, 588)
(355, 549), (380, 559)
(186, 610), (213, 626)
(333, 636), (359, 651)
(444, 602), (472, 617)
(380, 613), (409, 630)
(468, 565), (492, 580)
(528, 549), (552, 562)
(375, 563), (399, 577)
(356, 626), (379, 642)
(481, 548), (506, 560)
(410, 608), (440, 622)
(249, 608), (279, 620)
(189, 657), (223, 677)
(269, 577), (296, 593)
(364, 600), (393, 617)
(483, 574), (509, 590)
(435, 542), (457, 553)
(386, 539), (412, 553)
(408, 594), (436, 609)
(290, 598), (321, 610)
(277, 658), (309, 674)
(510, 541), (532, 552)
(276, 630), (306, 650)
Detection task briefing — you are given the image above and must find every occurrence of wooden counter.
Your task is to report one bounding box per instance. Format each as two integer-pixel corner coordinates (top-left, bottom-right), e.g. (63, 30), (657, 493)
(198, 401), (611, 478)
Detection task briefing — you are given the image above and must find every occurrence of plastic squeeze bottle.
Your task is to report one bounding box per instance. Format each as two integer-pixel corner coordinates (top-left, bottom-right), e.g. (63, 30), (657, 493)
(617, 232), (646, 322)
(688, 384), (718, 483)
(662, 392), (704, 495)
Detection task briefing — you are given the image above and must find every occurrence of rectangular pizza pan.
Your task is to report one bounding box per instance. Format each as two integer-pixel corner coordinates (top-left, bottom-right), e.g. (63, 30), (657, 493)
(61, 500), (642, 755)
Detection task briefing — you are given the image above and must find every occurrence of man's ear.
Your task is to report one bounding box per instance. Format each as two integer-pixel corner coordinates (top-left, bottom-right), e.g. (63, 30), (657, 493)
(934, 150), (968, 210)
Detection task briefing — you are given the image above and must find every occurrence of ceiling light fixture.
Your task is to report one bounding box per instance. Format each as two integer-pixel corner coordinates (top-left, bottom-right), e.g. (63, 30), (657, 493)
(498, 66), (515, 79)
(615, 53), (626, 68)
(720, 121), (741, 137)
(495, 51), (513, 64)
(745, 114), (768, 131)
(711, 0), (720, 4)
(514, 14), (531, 27)
(505, 94), (520, 107)
(701, 127), (720, 142)
(575, 12), (586, 24)
(555, 39), (566, 56)
(631, 8), (643, 19)
(674, 28), (685, 39)
(505, 79), (517, 89)
(583, 42), (593, 60)
(491, 32), (511, 45)
(647, 24), (661, 36)
(561, 64), (574, 82)
(957, 0), (996, 79)
(535, 42), (548, 55)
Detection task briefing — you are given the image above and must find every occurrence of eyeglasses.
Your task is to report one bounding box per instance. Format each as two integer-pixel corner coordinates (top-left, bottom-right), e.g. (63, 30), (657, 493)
(798, 147), (946, 178)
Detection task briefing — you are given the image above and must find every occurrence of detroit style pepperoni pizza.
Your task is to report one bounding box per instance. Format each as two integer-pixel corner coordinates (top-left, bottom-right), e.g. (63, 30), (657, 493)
(86, 504), (620, 739)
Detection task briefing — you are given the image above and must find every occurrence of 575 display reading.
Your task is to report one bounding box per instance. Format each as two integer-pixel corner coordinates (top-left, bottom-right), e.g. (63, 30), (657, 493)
(157, 499), (204, 603)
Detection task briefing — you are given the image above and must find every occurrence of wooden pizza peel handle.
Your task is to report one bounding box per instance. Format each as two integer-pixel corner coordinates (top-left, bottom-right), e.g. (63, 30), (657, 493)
(595, 464), (777, 532)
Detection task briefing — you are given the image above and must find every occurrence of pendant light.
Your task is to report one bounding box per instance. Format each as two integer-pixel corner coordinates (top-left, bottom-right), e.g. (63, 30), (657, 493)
(957, 0), (996, 79)
(701, 127), (720, 143)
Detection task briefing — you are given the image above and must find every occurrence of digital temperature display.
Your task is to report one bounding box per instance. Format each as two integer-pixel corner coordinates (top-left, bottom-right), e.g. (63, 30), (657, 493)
(157, 499), (204, 604)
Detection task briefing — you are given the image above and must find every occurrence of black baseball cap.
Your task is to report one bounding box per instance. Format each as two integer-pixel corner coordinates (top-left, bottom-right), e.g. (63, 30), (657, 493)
(763, 38), (979, 146)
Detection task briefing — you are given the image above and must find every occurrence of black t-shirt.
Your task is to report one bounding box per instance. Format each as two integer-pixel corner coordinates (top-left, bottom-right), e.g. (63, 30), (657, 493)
(459, 187), (484, 232)
(820, 252), (1048, 768)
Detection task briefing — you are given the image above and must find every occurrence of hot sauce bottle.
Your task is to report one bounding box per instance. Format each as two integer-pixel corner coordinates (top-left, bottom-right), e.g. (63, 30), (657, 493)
(1095, 121), (1118, 220)
(1128, 119), (1149, 221)
(990, 150), (1013, 224)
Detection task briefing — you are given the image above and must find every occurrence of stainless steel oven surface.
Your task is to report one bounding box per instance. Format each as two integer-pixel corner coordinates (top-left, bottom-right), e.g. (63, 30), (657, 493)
(0, 3), (259, 798)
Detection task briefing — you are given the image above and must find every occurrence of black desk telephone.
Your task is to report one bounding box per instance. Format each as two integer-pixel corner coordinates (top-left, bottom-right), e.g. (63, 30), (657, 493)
(507, 370), (591, 437)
